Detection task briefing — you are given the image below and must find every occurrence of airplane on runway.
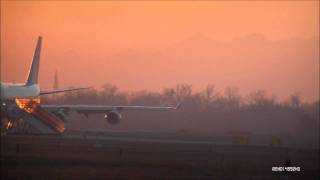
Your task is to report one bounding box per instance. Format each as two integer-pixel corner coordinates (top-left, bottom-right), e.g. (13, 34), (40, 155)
(0, 36), (179, 134)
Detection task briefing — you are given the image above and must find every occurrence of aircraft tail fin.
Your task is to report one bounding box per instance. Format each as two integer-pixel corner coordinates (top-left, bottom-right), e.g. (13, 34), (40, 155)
(26, 36), (42, 86)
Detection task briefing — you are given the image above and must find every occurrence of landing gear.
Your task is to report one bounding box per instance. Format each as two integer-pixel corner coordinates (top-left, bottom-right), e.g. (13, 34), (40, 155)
(1, 117), (35, 135)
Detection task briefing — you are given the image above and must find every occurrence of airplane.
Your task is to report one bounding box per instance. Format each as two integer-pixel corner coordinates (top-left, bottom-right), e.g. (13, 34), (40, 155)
(0, 36), (179, 134)
(0, 36), (89, 101)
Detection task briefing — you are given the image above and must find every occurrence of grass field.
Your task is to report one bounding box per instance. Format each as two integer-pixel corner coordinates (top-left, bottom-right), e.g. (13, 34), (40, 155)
(1, 134), (319, 179)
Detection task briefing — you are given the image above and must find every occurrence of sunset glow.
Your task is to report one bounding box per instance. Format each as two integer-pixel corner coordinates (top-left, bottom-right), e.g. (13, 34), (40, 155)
(1, 1), (319, 102)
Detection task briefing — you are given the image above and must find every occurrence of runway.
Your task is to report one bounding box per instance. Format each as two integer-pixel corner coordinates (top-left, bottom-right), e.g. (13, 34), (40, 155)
(1, 133), (319, 179)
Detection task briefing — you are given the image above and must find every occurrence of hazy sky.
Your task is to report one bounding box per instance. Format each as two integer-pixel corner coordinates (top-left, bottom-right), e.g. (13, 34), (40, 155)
(1, 1), (319, 101)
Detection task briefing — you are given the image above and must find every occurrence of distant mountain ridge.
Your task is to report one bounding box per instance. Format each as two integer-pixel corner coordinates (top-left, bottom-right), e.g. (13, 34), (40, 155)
(60, 34), (319, 101)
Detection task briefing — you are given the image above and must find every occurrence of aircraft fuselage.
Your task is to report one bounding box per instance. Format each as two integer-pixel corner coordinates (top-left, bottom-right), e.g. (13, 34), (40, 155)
(0, 82), (40, 100)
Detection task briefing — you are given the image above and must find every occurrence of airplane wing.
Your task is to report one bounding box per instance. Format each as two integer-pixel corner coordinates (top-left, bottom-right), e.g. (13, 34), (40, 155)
(40, 103), (180, 126)
(42, 103), (181, 114)
(40, 87), (91, 95)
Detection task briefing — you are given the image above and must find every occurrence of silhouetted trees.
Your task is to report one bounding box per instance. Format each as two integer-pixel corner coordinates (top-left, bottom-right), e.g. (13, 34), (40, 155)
(42, 84), (319, 136)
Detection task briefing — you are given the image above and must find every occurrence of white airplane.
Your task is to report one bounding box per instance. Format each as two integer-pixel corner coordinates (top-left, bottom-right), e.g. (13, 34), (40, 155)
(1, 36), (179, 134)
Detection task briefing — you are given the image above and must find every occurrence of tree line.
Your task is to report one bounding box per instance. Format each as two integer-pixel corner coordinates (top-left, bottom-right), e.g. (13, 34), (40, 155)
(42, 84), (319, 136)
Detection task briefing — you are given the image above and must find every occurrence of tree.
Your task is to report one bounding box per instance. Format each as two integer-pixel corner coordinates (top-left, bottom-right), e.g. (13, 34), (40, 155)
(287, 92), (301, 109)
(224, 87), (242, 110)
(247, 89), (275, 108)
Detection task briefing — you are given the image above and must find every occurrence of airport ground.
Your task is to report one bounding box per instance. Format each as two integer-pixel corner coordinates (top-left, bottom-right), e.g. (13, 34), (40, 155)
(1, 131), (319, 180)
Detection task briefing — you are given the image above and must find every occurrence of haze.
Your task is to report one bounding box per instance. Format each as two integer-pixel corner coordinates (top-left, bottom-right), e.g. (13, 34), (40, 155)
(1, 1), (319, 102)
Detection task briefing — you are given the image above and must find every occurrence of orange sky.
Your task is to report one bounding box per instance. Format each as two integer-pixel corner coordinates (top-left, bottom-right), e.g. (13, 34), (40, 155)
(1, 1), (319, 102)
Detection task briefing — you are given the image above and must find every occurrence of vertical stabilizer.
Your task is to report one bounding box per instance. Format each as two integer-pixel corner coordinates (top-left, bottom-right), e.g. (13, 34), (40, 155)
(26, 36), (42, 86)
(53, 70), (59, 89)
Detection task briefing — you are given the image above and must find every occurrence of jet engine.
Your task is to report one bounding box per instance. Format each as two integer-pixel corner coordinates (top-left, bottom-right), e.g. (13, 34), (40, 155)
(104, 111), (122, 125)
(53, 110), (68, 122)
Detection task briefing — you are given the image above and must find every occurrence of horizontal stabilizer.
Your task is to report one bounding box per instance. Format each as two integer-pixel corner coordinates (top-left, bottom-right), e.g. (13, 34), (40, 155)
(40, 87), (91, 95)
